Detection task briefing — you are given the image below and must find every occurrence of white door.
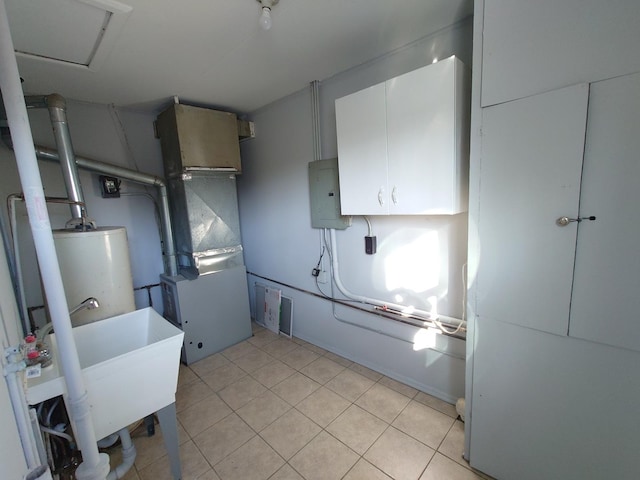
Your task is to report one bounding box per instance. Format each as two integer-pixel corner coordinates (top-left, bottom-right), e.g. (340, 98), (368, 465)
(476, 84), (589, 336)
(335, 83), (388, 215)
(569, 71), (640, 352)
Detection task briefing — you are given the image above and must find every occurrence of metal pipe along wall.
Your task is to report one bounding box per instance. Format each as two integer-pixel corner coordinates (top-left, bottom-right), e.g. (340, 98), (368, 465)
(33, 145), (178, 277)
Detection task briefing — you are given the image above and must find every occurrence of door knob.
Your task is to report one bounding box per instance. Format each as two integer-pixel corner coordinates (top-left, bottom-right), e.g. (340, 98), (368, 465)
(556, 215), (596, 226)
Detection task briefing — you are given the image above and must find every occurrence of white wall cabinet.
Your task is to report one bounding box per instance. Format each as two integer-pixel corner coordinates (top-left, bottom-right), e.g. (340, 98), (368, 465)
(334, 83), (388, 214)
(335, 56), (470, 215)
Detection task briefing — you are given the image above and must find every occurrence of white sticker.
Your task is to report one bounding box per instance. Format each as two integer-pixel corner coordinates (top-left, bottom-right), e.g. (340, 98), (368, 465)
(25, 188), (51, 230)
(25, 364), (42, 379)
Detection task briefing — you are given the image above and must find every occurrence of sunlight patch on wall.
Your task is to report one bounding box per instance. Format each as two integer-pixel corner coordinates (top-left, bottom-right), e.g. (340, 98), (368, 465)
(384, 230), (440, 293)
(413, 327), (440, 351)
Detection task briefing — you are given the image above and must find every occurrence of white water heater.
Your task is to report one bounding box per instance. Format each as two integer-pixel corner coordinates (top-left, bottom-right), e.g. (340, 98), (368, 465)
(53, 227), (135, 326)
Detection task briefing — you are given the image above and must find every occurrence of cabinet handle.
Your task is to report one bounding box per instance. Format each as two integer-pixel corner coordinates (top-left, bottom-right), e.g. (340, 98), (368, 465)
(391, 186), (398, 205)
(378, 187), (385, 206)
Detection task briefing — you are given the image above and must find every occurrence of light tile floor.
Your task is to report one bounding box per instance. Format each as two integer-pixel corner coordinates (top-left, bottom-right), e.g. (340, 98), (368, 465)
(109, 323), (491, 480)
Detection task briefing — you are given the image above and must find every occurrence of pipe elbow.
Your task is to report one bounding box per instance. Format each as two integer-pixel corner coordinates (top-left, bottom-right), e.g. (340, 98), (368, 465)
(45, 93), (67, 110)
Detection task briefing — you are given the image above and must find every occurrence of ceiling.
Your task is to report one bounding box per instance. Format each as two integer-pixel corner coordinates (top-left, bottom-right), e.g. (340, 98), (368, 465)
(6, 0), (473, 114)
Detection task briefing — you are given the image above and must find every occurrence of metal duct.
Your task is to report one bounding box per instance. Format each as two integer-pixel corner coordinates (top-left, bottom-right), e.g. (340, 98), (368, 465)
(33, 145), (178, 277)
(25, 94), (86, 222)
(166, 172), (244, 277)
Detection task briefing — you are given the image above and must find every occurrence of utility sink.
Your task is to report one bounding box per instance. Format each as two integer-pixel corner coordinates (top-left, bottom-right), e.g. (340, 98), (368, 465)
(26, 307), (184, 439)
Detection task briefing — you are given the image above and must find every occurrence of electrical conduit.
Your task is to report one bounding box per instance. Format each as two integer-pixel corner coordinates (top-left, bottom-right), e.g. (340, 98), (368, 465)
(8, 194), (30, 333)
(0, 2), (108, 478)
(328, 228), (464, 330)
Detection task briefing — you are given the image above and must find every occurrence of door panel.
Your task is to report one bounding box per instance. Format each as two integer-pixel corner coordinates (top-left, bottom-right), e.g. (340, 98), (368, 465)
(569, 71), (640, 352)
(335, 83), (388, 215)
(476, 84), (589, 335)
(386, 58), (457, 214)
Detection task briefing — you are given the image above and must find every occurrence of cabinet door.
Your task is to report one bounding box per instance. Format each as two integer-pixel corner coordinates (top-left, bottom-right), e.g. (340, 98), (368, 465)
(569, 71), (640, 352)
(336, 83), (388, 215)
(476, 84), (589, 336)
(387, 58), (459, 214)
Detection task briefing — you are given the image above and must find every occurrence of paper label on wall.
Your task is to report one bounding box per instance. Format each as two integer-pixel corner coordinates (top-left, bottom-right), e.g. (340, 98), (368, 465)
(263, 287), (281, 334)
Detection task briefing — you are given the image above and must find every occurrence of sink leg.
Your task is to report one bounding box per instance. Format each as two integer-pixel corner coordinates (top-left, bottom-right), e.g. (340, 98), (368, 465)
(157, 403), (182, 480)
(144, 414), (155, 436)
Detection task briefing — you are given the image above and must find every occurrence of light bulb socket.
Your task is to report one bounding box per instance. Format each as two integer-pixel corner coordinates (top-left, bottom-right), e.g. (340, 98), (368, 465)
(257, 0), (279, 8)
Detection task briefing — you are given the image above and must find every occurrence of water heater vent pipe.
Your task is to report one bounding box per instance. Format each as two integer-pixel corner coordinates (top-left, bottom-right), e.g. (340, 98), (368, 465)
(33, 145), (178, 277)
(24, 94), (87, 223)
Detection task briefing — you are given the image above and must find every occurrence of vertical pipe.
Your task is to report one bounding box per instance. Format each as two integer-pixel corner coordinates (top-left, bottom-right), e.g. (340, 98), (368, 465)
(45, 94), (86, 221)
(0, 2), (107, 479)
(311, 81), (326, 274)
(9, 195), (30, 333)
(310, 80), (322, 161)
(24, 95), (87, 221)
(158, 185), (178, 276)
(4, 353), (39, 468)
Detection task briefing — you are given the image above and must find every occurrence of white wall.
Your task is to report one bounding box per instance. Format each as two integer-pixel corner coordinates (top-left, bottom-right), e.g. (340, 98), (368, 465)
(0, 100), (166, 329)
(237, 19), (472, 402)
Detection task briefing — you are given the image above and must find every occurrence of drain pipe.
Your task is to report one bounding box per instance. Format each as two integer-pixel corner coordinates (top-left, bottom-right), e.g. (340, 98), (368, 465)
(24, 95), (86, 222)
(0, 2), (109, 479)
(33, 145), (178, 276)
(4, 347), (40, 469)
(106, 428), (136, 480)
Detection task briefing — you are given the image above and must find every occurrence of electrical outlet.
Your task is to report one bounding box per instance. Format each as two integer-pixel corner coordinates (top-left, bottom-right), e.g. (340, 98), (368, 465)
(99, 175), (121, 198)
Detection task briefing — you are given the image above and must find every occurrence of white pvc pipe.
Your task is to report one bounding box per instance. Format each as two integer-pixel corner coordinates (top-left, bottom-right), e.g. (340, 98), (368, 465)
(4, 350), (39, 468)
(106, 428), (136, 480)
(9, 195), (30, 333)
(0, 2), (108, 479)
(328, 228), (464, 328)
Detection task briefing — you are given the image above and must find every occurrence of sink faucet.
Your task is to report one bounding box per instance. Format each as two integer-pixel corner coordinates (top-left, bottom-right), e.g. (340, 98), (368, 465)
(69, 297), (100, 317)
(38, 297), (100, 339)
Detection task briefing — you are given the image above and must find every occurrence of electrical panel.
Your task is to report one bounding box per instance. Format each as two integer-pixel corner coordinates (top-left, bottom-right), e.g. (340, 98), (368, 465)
(308, 158), (351, 229)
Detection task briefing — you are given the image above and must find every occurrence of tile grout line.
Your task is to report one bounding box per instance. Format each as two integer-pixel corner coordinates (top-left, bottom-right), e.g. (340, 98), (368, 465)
(170, 326), (466, 480)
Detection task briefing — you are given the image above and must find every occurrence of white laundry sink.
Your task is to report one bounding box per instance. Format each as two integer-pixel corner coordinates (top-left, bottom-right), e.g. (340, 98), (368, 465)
(26, 307), (184, 439)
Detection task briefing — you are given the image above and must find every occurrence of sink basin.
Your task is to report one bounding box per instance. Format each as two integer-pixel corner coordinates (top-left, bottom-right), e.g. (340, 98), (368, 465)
(26, 307), (184, 439)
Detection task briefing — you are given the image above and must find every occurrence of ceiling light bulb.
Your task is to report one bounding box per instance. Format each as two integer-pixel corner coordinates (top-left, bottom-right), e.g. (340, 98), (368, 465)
(259, 7), (272, 30)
